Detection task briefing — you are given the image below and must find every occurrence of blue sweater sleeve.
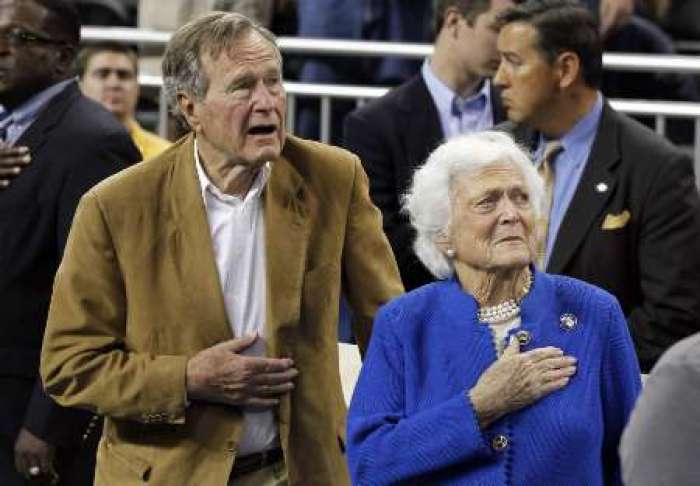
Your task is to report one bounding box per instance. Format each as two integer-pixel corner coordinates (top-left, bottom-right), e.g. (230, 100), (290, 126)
(347, 303), (493, 484)
(601, 298), (643, 485)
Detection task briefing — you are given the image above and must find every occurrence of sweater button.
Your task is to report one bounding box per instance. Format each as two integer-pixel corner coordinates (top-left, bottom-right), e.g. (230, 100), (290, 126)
(491, 434), (509, 451)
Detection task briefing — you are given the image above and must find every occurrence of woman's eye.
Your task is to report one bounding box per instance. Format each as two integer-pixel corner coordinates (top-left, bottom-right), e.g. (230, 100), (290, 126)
(475, 198), (496, 210)
(513, 192), (529, 203)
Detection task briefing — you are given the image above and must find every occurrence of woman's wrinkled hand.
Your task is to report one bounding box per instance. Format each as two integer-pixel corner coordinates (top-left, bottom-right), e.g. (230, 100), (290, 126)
(468, 337), (577, 428)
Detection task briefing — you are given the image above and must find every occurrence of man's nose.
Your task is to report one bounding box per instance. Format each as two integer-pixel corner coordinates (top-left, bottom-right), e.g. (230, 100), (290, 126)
(251, 81), (275, 110)
(493, 62), (507, 87)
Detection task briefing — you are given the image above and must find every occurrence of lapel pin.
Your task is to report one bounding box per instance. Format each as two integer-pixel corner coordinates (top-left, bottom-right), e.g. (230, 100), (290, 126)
(559, 313), (578, 331)
(595, 182), (608, 193)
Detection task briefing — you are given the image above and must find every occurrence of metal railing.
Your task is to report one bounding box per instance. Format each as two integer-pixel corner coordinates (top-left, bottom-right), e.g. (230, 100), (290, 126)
(82, 26), (700, 74)
(141, 75), (700, 179)
(127, 26), (700, 178)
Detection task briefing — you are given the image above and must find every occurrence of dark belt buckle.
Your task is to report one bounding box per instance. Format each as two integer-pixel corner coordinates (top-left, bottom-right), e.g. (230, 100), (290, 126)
(230, 447), (282, 479)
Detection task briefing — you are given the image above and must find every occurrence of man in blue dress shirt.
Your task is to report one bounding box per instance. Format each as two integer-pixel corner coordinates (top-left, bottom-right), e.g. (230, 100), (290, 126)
(494, 0), (700, 372)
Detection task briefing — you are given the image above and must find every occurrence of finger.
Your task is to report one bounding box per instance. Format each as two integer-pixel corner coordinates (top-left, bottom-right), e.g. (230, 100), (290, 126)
(542, 365), (577, 384)
(539, 355), (577, 371)
(0, 148), (30, 160)
(254, 382), (295, 396)
(249, 368), (299, 385)
(245, 355), (295, 373)
(0, 146), (29, 156)
(0, 155), (31, 167)
(225, 333), (259, 353)
(538, 376), (572, 397)
(502, 335), (520, 357)
(0, 166), (22, 176)
(0, 178), (11, 189)
(524, 346), (564, 362)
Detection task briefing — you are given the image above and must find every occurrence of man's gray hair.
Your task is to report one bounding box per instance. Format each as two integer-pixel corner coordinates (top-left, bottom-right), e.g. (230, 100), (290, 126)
(162, 11), (281, 126)
(403, 130), (544, 279)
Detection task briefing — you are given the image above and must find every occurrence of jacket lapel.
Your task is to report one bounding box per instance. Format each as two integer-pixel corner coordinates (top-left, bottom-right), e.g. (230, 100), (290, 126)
(264, 139), (311, 358)
(168, 135), (231, 344)
(15, 81), (80, 154)
(400, 76), (444, 170)
(547, 103), (620, 274)
(263, 139), (310, 446)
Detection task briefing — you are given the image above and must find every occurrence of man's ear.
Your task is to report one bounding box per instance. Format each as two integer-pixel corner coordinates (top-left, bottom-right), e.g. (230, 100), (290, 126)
(177, 92), (200, 132)
(54, 45), (77, 78)
(555, 51), (581, 90)
(443, 6), (463, 38)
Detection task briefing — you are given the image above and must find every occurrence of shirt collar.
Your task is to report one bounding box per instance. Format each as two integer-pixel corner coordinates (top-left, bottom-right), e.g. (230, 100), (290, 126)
(536, 92), (603, 168)
(194, 137), (271, 205)
(4, 78), (74, 127)
(421, 59), (491, 118)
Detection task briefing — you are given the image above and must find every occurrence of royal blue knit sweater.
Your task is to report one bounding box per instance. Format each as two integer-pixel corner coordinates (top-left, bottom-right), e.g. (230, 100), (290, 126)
(347, 271), (641, 485)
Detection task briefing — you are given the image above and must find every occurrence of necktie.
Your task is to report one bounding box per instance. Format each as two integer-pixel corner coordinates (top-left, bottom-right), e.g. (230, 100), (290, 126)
(536, 140), (564, 270)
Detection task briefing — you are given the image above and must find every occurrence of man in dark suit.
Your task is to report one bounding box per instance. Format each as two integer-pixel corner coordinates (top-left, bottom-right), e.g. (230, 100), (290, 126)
(344, 0), (513, 290)
(493, 0), (700, 372)
(0, 0), (141, 484)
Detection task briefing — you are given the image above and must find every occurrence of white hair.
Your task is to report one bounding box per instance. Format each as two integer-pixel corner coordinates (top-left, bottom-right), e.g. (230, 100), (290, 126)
(402, 130), (544, 279)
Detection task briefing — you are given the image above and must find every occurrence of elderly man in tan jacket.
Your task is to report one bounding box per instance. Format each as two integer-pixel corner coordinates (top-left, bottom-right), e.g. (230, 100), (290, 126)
(40, 12), (403, 486)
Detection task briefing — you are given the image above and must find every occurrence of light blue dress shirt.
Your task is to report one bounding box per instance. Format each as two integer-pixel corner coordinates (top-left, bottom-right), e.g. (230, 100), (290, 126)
(421, 60), (493, 140)
(0, 78), (74, 146)
(535, 93), (603, 267)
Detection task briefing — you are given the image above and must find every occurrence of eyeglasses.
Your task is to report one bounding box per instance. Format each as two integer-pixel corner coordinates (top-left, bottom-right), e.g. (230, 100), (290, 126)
(0, 27), (68, 47)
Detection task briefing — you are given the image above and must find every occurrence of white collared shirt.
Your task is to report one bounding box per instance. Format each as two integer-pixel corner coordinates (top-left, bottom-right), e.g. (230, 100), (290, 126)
(194, 140), (277, 455)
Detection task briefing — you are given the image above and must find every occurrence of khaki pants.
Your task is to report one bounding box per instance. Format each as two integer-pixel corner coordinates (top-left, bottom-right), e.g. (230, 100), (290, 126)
(229, 460), (287, 486)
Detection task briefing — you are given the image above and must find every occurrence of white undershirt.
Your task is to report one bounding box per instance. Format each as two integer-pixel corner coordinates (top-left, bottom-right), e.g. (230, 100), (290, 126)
(194, 140), (278, 455)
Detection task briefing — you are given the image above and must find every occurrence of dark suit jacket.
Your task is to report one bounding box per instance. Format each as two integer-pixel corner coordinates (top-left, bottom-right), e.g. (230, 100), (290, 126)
(507, 102), (700, 372)
(343, 74), (506, 290)
(0, 81), (141, 446)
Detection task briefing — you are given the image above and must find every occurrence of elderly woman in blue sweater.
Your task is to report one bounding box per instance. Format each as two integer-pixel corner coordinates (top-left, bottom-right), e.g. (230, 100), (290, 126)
(347, 131), (641, 485)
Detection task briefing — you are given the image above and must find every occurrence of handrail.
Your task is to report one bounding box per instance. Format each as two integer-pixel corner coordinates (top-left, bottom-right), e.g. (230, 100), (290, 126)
(83, 26), (700, 74)
(141, 76), (700, 118)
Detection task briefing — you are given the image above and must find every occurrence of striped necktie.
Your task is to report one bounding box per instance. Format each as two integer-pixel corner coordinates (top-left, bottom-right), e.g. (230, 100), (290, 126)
(536, 140), (564, 270)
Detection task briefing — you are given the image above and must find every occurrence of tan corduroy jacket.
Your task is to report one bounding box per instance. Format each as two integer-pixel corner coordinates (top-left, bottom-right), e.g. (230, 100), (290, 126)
(40, 134), (403, 485)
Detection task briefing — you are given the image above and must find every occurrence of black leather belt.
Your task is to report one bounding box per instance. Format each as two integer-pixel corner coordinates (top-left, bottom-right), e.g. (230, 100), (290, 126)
(230, 447), (284, 479)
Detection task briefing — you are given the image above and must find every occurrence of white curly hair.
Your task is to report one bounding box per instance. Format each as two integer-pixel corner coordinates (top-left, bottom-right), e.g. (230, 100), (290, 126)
(402, 130), (544, 279)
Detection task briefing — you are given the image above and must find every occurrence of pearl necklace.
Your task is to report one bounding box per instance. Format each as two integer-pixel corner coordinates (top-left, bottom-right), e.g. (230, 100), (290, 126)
(477, 273), (533, 324)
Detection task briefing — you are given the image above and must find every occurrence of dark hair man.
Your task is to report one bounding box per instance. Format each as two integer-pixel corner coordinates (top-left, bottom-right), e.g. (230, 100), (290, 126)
(77, 42), (171, 161)
(0, 0), (141, 484)
(344, 0), (516, 291)
(494, 0), (700, 372)
(40, 12), (402, 486)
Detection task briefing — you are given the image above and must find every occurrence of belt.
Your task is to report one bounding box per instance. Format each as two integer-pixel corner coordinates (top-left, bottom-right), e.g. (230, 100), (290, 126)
(229, 447), (284, 479)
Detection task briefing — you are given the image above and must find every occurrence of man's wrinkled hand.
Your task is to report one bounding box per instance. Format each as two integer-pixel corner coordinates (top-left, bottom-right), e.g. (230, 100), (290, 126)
(186, 333), (298, 407)
(14, 427), (57, 483)
(0, 145), (31, 189)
